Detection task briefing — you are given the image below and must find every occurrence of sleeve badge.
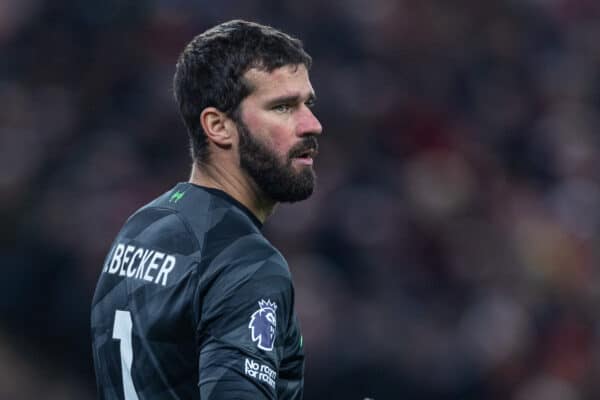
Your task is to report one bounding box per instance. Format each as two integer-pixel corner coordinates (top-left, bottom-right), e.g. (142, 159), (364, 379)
(248, 299), (278, 351)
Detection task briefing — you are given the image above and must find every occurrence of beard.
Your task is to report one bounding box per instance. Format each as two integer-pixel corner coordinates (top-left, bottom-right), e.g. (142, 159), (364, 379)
(236, 120), (318, 203)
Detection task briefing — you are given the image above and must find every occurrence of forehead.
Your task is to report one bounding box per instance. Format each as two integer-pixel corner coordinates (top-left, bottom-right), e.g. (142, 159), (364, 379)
(243, 64), (314, 99)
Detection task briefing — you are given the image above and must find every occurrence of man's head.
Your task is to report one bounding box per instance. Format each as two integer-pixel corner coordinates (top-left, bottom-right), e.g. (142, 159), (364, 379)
(173, 20), (322, 203)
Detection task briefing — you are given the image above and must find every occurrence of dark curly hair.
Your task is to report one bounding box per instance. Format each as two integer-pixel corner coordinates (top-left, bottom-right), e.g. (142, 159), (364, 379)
(173, 20), (312, 163)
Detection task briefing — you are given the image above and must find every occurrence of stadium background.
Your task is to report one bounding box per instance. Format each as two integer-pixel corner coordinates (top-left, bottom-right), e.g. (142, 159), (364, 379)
(2, 0), (600, 399)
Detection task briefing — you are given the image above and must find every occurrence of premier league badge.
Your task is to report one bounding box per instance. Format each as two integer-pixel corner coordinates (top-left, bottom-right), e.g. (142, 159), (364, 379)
(249, 299), (278, 351)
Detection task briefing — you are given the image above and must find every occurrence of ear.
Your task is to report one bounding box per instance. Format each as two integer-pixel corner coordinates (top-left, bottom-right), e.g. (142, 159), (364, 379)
(200, 107), (235, 148)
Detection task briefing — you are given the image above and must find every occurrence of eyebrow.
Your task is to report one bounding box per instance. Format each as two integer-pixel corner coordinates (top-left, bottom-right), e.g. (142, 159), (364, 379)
(265, 92), (317, 107)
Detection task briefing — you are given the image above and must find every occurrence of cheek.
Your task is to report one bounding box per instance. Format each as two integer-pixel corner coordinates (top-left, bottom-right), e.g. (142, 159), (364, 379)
(245, 116), (294, 155)
(269, 133), (292, 156)
(267, 123), (296, 155)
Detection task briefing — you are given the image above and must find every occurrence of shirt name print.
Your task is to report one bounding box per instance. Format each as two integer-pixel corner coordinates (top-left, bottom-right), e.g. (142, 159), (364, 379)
(103, 243), (176, 286)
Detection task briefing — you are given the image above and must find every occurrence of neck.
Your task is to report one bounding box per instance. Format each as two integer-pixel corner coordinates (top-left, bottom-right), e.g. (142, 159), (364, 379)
(189, 161), (276, 223)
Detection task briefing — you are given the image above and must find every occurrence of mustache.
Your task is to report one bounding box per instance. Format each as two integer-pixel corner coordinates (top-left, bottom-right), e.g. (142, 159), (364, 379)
(288, 137), (319, 158)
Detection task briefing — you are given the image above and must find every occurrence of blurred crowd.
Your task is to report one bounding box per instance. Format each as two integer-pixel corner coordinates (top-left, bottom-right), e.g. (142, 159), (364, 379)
(3, 0), (600, 399)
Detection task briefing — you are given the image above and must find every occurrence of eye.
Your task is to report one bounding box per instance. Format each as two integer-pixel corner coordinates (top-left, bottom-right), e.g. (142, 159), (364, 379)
(305, 98), (316, 108)
(273, 104), (292, 113)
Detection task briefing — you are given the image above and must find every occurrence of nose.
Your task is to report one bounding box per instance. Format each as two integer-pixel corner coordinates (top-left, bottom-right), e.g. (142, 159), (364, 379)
(298, 107), (323, 137)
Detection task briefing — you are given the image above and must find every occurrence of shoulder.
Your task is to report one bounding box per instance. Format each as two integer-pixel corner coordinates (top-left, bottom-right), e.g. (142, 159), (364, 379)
(197, 234), (295, 332)
(207, 233), (291, 285)
(228, 234), (286, 265)
(196, 234), (292, 313)
(118, 204), (201, 257)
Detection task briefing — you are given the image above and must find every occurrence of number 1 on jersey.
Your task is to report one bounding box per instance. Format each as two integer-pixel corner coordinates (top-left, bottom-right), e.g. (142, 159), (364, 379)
(113, 310), (140, 400)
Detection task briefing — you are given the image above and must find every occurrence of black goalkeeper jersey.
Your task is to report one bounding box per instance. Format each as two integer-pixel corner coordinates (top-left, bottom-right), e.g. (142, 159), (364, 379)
(91, 183), (304, 399)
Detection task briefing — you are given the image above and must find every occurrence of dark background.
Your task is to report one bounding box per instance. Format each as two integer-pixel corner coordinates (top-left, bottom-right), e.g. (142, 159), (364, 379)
(2, 0), (600, 399)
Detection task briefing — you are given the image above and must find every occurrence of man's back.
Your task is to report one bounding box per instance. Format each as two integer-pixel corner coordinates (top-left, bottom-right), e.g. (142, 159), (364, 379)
(91, 183), (304, 399)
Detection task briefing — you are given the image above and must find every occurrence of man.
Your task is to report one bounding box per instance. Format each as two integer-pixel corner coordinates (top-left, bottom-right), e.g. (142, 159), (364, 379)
(91, 20), (322, 399)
